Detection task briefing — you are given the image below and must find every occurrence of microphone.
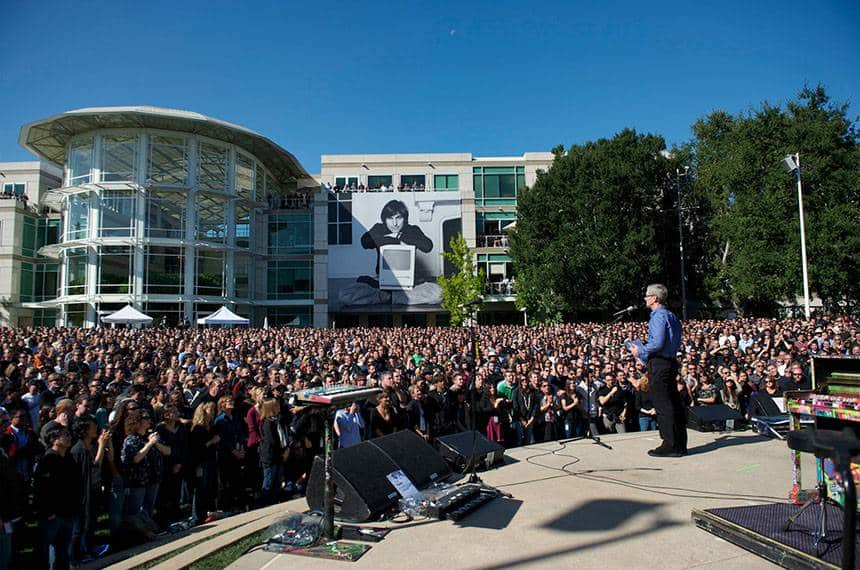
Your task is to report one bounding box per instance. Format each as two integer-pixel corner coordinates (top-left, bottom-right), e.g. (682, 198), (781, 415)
(458, 297), (484, 309)
(612, 305), (637, 317)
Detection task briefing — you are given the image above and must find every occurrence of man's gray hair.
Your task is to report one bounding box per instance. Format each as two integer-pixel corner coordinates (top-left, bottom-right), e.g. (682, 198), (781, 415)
(646, 283), (668, 304)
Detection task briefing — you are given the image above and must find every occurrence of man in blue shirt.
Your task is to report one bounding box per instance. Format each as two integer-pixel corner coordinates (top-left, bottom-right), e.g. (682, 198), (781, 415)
(630, 284), (687, 457)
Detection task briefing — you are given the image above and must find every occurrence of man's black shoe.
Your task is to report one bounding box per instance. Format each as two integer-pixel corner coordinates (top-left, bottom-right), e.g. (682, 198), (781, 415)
(648, 446), (682, 458)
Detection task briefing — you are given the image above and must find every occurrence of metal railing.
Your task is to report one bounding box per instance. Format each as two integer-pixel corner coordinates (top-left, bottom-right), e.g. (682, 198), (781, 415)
(477, 235), (509, 248)
(485, 281), (516, 295)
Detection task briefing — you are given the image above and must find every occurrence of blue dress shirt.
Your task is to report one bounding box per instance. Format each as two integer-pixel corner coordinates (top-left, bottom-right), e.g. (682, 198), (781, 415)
(634, 306), (681, 362)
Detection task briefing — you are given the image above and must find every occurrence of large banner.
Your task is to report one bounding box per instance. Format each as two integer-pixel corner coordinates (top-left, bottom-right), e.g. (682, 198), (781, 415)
(328, 191), (462, 312)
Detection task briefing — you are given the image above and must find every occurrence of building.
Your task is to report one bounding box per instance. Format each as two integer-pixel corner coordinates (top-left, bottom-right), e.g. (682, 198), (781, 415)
(7, 106), (553, 328)
(16, 106), (321, 328)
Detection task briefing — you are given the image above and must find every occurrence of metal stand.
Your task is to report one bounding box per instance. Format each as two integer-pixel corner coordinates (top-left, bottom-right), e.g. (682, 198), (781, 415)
(560, 378), (612, 450)
(783, 474), (828, 551)
(322, 408), (337, 540)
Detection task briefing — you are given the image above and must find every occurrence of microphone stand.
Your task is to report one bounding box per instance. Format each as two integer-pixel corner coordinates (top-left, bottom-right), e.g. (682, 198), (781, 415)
(560, 376), (612, 450)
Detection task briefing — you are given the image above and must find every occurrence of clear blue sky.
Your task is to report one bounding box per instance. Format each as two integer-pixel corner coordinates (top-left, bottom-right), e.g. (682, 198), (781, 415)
(1, 0), (857, 173)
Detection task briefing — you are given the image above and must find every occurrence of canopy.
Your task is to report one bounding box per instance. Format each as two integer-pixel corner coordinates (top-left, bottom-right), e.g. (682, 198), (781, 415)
(197, 306), (250, 326)
(101, 305), (153, 325)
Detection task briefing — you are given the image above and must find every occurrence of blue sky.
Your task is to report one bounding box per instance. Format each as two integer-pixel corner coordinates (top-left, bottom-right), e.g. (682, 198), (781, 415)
(1, 0), (857, 173)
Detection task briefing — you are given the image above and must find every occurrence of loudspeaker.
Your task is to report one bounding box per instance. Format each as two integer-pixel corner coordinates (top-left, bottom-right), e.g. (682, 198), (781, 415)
(369, 430), (451, 488)
(306, 442), (401, 522)
(435, 431), (505, 472)
(686, 404), (745, 432)
(750, 394), (783, 417)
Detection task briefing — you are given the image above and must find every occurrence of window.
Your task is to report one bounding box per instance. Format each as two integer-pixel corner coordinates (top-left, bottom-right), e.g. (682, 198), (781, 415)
(148, 135), (188, 186)
(33, 309), (56, 327)
(268, 212), (312, 255)
(69, 137), (94, 186)
(22, 217), (36, 257)
(67, 193), (90, 240)
(37, 219), (60, 257)
(99, 190), (136, 237)
(236, 153), (254, 201)
(267, 260), (312, 300)
(434, 175), (458, 191)
(255, 164), (266, 202)
(34, 263), (59, 301)
(267, 306), (312, 327)
(234, 254), (251, 298)
(100, 135), (138, 182)
(65, 304), (87, 327)
(327, 191), (352, 245)
(400, 175), (425, 189)
(19, 262), (33, 303)
(197, 142), (228, 192)
(335, 177), (358, 190)
(146, 190), (185, 239)
(144, 246), (184, 294)
(235, 204), (251, 249)
(196, 194), (226, 242)
(143, 303), (183, 327)
(65, 248), (88, 295)
(367, 175), (392, 190)
(196, 250), (225, 296)
(98, 246), (132, 294)
(473, 166), (525, 206)
(3, 183), (25, 197)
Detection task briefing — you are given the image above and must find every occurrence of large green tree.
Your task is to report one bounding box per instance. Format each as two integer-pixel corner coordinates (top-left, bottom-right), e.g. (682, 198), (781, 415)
(692, 85), (860, 314)
(511, 129), (686, 319)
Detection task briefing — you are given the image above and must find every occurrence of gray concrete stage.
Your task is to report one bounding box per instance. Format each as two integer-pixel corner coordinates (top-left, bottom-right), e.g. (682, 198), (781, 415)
(231, 429), (807, 570)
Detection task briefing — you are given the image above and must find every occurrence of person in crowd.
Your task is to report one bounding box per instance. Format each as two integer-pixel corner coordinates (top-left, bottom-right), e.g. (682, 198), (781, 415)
(0, 440), (26, 570)
(538, 380), (560, 442)
(154, 404), (187, 526)
(214, 396), (245, 513)
(259, 399), (287, 504)
(598, 373), (628, 434)
(3, 408), (41, 482)
(40, 399), (74, 448)
(369, 392), (396, 438)
(512, 375), (539, 446)
(189, 402), (219, 522)
(694, 374), (721, 406)
(70, 418), (108, 562)
(334, 400), (365, 448)
(120, 409), (167, 536)
(636, 376), (658, 432)
(558, 381), (580, 438)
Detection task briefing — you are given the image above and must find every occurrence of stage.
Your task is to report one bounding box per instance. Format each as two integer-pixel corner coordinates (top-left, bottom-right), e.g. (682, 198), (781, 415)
(228, 429), (813, 570)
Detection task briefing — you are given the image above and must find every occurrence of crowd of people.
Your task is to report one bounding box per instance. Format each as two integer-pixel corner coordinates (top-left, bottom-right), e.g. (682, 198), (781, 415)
(0, 314), (858, 568)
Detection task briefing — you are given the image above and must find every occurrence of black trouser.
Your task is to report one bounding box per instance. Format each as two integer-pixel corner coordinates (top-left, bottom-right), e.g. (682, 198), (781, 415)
(647, 357), (687, 452)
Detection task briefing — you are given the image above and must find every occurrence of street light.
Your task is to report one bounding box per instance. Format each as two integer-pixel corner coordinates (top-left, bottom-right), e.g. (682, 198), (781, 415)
(675, 167), (690, 320)
(781, 152), (811, 320)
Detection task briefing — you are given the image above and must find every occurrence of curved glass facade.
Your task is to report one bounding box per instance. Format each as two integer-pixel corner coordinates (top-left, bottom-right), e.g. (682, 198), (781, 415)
(55, 128), (312, 327)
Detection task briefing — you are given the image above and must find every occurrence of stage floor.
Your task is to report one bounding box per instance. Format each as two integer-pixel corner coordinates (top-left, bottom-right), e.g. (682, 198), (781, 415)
(231, 430), (814, 570)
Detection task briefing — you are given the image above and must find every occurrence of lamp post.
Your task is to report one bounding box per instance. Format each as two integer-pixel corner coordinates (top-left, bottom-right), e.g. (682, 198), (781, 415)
(675, 167), (689, 320)
(781, 152), (811, 320)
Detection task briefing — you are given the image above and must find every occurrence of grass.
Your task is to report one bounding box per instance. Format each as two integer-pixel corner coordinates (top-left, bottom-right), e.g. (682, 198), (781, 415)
(186, 529), (270, 570)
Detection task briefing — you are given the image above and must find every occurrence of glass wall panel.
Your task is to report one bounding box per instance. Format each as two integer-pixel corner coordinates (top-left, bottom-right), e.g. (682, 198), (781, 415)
(267, 260), (312, 300)
(434, 174), (458, 191)
(473, 167), (519, 205)
(144, 303), (183, 327)
(99, 190), (136, 237)
(37, 219), (61, 257)
(144, 246), (184, 294)
(19, 262), (33, 303)
(146, 190), (185, 239)
(367, 175), (392, 190)
(268, 212), (312, 255)
(21, 217), (36, 257)
(196, 250), (224, 296)
(266, 306), (312, 327)
(234, 254), (251, 298)
(34, 263), (59, 301)
(98, 246), (132, 294)
(65, 248), (88, 295)
(197, 142), (228, 192)
(235, 204), (251, 249)
(148, 135), (188, 186)
(236, 153), (254, 201)
(255, 164), (265, 201)
(33, 309), (56, 327)
(327, 192), (352, 245)
(400, 175), (425, 189)
(65, 304), (87, 327)
(196, 194), (226, 242)
(67, 193), (90, 240)
(69, 137), (94, 186)
(100, 135), (138, 182)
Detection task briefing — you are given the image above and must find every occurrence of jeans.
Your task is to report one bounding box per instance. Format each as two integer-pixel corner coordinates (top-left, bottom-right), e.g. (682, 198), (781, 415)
(515, 422), (535, 447)
(38, 516), (75, 570)
(261, 463), (283, 499)
(107, 477), (124, 539)
(143, 483), (159, 517)
(639, 417), (658, 432)
(124, 486), (146, 518)
(602, 416), (627, 434)
(0, 525), (11, 570)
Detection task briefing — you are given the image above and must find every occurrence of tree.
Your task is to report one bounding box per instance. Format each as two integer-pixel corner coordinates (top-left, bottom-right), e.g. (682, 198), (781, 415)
(438, 233), (484, 325)
(692, 85), (860, 314)
(510, 130), (684, 319)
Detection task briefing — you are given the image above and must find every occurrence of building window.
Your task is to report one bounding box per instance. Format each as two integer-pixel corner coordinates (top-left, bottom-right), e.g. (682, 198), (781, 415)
(69, 137), (94, 186)
(22, 217), (37, 257)
(99, 190), (136, 237)
(255, 164), (266, 202)
(65, 304), (87, 327)
(100, 135), (138, 182)
(334, 177), (358, 191)
(196, 250), (225, 296)
(235, 254), (251, 298)
(473, 166), (525, 206)
(98, 246), (133, 294)
(67, 193), (90, 240)
(19, 262), (33, 303)
(34, 263), (59, 301)
(267, 260), (312, 300)
(148, 135), (188, 186)
(144, 246), (184, 295)
(267, 306), (312, 327)
(236, 153), (254, 201)
(367, 175), (392, 190)
(33, 308), (56, 327)
(146, 190), (185, 239)
(2, 183), (25, 198)
(434, 175), (458, 191)
(235, 203), (251, 249)
(196, 194), (226, 242)
(400, 175), (425, 189)
(144, 303), (183, 327)
(65, 248), (87, 295)
(37, 219), (60, 257)
(268, 212), (312, 255)
(327, 191), (352, 245)
(197, 142), (228, 192)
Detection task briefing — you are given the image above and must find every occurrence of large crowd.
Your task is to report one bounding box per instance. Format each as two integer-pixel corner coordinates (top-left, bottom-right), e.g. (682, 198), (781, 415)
(0, 314), (858, 569)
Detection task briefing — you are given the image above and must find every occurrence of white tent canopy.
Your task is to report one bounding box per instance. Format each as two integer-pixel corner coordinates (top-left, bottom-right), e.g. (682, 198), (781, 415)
(101, 305), (154, 325)
(197, 306), (250, 326)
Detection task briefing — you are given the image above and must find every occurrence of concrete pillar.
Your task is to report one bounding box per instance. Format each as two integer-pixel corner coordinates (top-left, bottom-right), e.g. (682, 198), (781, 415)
(183, 138), (198, 324)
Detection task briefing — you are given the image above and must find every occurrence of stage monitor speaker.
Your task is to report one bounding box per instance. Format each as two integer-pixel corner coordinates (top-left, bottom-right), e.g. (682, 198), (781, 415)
(306, 441), (401, 522)
(435, 431), (505, 472)
(686, 404), (745, 432)
(369, 430), (451, 488)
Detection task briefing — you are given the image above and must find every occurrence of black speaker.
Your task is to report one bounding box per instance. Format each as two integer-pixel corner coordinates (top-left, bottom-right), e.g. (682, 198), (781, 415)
(306, 441), (401, 522)
(686, 404), (745, 432)
(435, 431), (505, 472)
(369, 430), (451, 488)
